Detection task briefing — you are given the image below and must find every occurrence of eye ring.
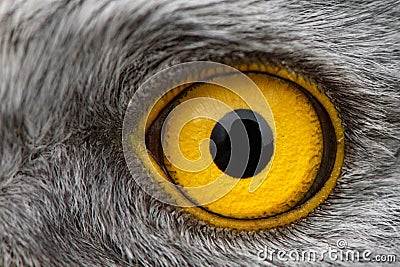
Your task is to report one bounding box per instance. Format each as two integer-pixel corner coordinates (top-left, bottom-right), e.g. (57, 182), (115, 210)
(123, 61), (345, 230)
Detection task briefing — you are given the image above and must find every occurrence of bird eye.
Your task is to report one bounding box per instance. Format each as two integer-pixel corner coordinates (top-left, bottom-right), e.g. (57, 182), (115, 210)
(123, 61), (344, 230)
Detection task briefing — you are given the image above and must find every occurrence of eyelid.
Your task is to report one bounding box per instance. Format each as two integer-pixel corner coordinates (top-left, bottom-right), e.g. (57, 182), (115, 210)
(123, 61), (345, 230)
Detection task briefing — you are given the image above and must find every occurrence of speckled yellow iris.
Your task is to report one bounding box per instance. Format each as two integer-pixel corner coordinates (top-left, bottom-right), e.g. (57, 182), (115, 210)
(161, 73), (323, 219)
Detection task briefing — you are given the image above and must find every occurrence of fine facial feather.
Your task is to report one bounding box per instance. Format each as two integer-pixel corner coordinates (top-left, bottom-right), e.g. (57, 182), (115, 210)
(0, 0), (399, 266)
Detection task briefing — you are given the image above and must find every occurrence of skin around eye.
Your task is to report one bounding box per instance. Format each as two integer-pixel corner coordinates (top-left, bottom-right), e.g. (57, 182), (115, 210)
(131, 62), (344, 230)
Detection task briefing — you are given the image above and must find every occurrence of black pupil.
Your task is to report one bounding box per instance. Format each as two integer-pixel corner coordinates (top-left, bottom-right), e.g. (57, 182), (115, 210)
(209, 109), (274, 178)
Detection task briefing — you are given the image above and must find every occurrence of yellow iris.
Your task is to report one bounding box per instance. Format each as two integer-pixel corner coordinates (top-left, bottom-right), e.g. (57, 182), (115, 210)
(162, 73), (323, 219)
